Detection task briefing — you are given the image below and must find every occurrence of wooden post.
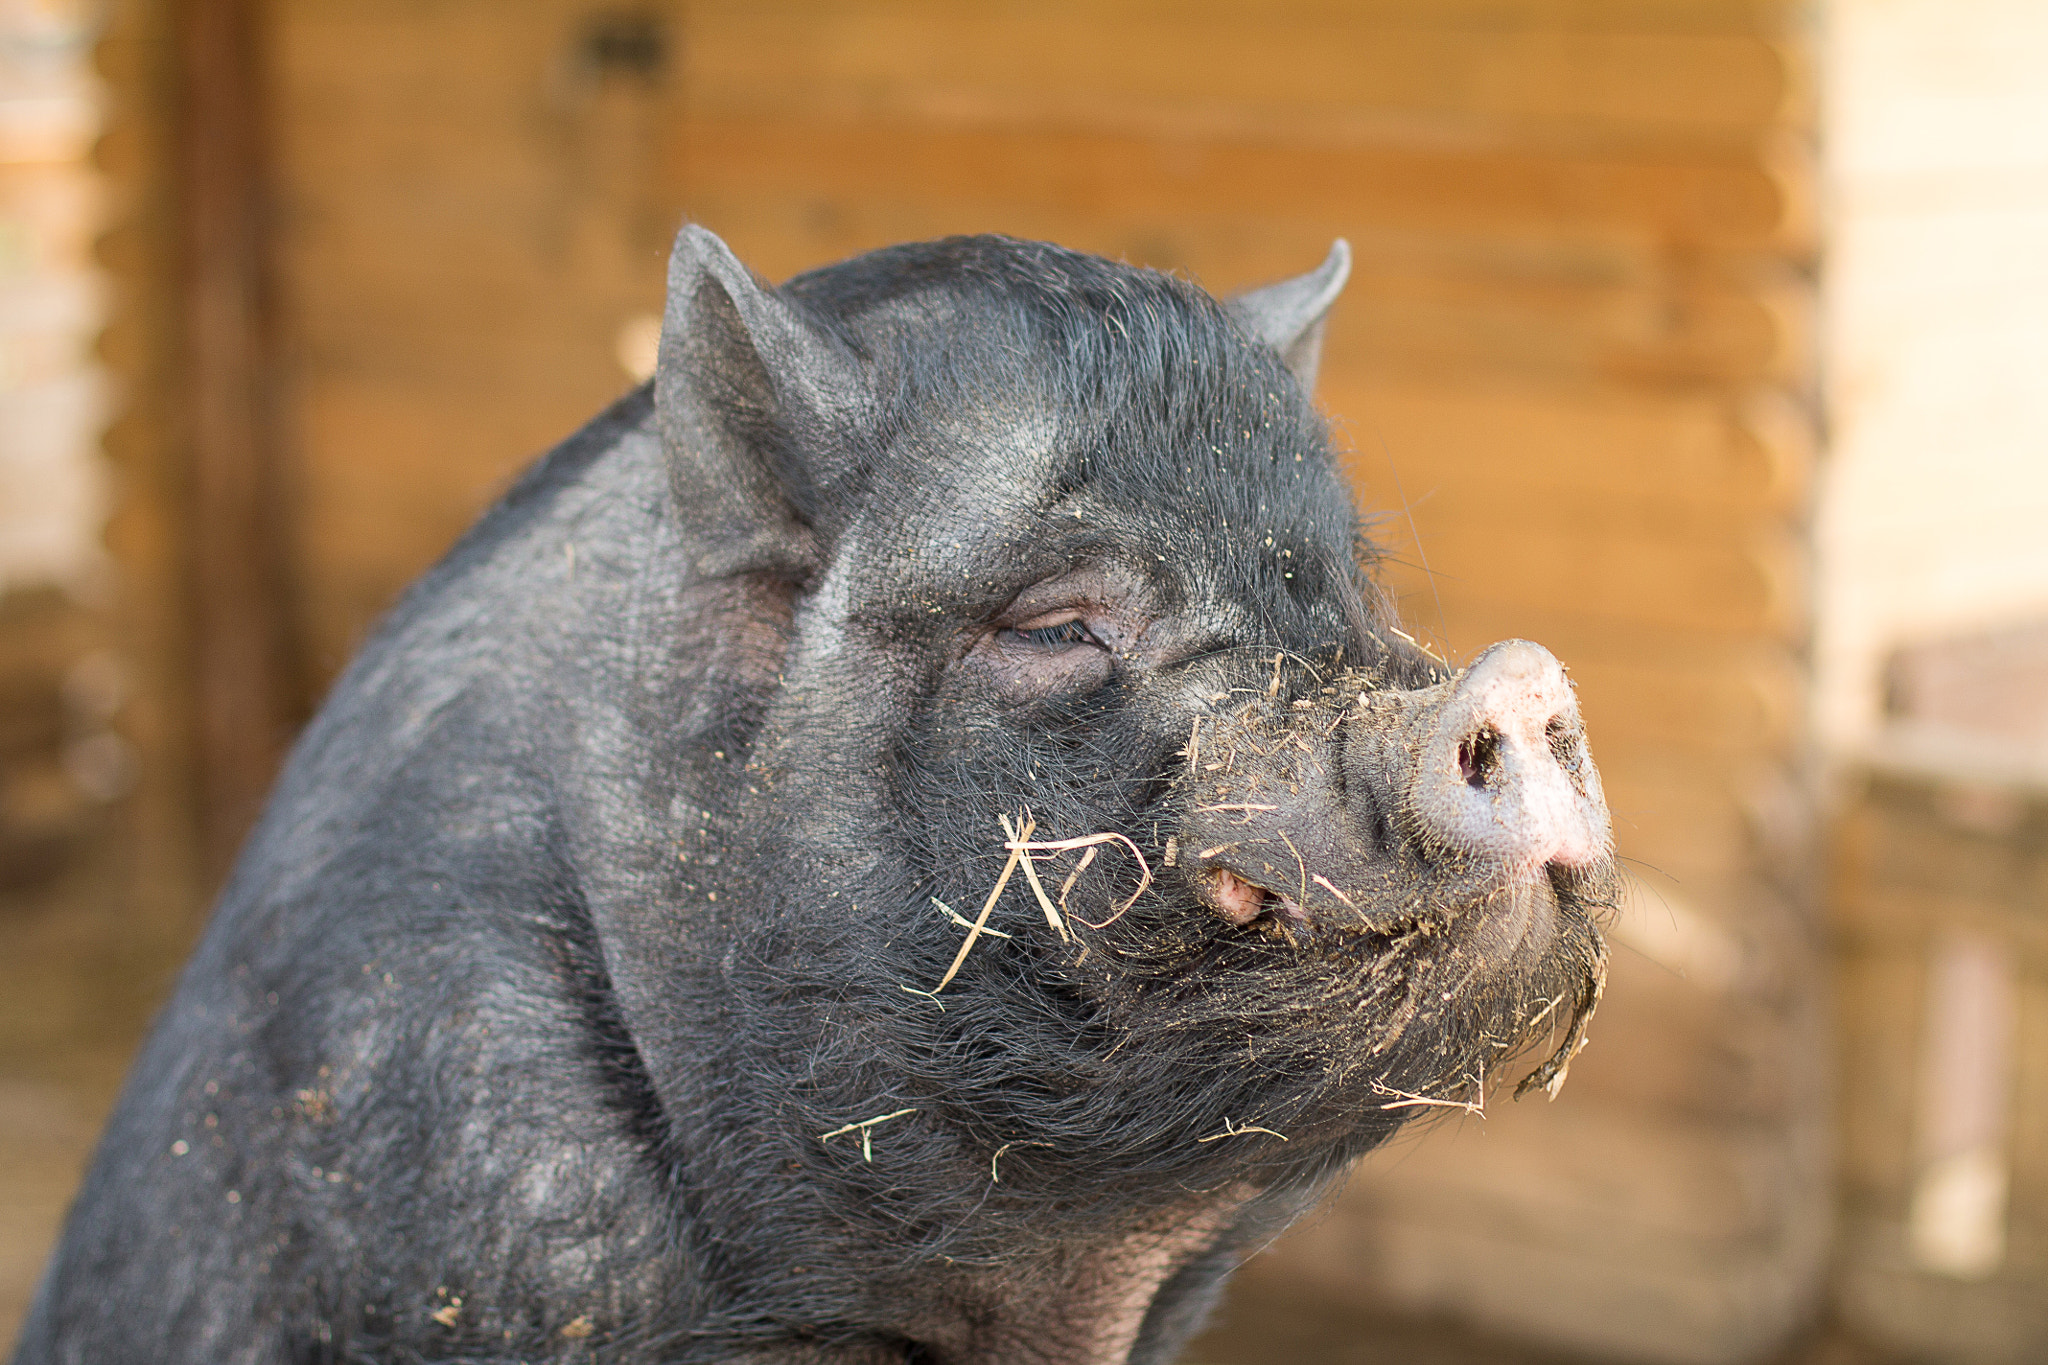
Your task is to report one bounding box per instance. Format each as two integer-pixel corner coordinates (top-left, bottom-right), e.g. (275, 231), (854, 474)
(176, 0), (296, 883)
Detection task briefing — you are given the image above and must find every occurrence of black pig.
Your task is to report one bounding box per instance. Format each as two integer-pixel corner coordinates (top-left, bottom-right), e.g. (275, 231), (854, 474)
(17, 228), (1615, 1365)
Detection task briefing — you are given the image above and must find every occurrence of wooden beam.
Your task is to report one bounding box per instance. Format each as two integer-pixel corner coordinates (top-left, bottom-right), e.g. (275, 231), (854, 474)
(176, 0), (297, 882)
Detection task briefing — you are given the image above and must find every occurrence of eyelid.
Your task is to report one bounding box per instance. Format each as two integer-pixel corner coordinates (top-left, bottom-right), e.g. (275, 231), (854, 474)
(1009, 617), (1095, 647)
(1014, 609), (1086, 632)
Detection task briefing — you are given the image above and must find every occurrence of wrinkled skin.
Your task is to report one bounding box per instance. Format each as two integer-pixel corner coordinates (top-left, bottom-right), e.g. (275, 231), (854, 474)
(16, 229), (1616, 1365)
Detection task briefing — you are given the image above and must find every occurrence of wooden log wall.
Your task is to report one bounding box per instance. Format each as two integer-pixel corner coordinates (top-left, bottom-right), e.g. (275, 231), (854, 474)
(0, 0), (197, 923)
(1832, 764), (2048, 1364)
(0, 0), (117, 896)
(1815, 0), (2048, 749)
(272, 0), (688, 684)
(263, 3), (1827, 1360)
(89, 0), (231, 923)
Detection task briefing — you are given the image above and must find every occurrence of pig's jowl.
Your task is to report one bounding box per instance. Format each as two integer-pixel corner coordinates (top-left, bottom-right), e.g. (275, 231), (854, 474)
(17, 228), (1616, 1365)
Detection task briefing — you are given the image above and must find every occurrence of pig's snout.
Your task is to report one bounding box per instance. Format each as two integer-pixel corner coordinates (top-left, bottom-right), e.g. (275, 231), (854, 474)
(1407, 640), (1609, 879)
(1179, 638), (1612, 930)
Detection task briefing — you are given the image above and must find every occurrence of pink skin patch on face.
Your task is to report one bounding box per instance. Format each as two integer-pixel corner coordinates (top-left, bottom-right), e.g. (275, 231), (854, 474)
(1209, 868), (1267, 925)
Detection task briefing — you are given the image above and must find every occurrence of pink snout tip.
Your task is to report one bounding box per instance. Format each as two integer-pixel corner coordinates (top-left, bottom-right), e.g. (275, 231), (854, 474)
(1418, 641), (1610, 878)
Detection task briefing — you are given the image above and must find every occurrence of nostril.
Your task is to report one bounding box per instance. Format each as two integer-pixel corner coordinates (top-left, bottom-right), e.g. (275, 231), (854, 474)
(1457, 727), (1498, 789)
(1404, 638), (1609, 877)
(1545, 714), (1579, 772)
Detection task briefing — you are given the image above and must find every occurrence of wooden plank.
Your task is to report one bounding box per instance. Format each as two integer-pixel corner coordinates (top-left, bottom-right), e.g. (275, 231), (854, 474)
(1832, 949), (1924, 1199)
(1575, 763), (1754, 887)
(1324, 262), (1808, 386)
(273, 0), (683, 688)
(1339, 443), (1800, 538)
(1341, 1104), (1790, 1248)
(85, 0), (212, 927)
(1838, 888), (2048, 966)
(289, 199), (1804, 391)
(1369, 518), (1804, 637)
(1363, 599), (1793, 682)
(177, 0), (299, 879)
(685, 2), (1794, 144)
(1377, 580), (1805, 657)
(1830, 763), (2048, 1360)
(1572, 652), (1802, 756)
(675, 118), (1806, 252)
(287, 380), (608, 679)
(640, 201), (1810, 388)
(310, 0), (1789, 31)
(0, 590), (107, 890)
(2021, 972), (2048, 1206)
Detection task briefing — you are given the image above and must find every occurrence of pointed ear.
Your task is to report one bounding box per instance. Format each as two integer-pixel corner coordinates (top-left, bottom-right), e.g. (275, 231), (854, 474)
(1225, 240), (1351, 391)
(656, 224), (870, 582)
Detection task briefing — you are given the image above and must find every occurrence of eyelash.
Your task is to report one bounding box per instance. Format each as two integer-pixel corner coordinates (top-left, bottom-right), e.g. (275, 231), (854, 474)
(1010, 619), (1098, 649)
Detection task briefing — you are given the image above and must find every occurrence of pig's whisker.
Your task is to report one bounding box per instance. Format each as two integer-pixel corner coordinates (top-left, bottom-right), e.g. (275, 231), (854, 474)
(1277, 830), (1309, 908)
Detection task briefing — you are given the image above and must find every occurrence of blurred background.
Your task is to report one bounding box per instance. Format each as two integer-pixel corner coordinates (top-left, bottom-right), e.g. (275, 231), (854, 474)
(2, 0), (2045, 1359)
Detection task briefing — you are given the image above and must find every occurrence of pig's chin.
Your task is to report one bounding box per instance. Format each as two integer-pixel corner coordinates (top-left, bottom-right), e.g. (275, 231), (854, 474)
(1425, 864), (1568, 965)
(1095, 851), (1612, 1145)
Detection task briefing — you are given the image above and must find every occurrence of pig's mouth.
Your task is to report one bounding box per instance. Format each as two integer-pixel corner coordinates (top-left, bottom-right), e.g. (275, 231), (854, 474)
(1162, 847), (1611, 1105)
(1075, 835), (1609, 1144)
(1201, 866), (1293, 927)
(1174, 761), (1602, 951)
(1188, 844), (1583, 953)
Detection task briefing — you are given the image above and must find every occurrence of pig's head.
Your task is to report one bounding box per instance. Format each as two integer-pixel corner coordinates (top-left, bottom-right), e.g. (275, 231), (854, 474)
(653, 225), (1616, 1236)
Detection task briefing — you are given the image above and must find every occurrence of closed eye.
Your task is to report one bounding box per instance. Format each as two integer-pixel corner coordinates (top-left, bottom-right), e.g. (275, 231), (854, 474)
(1003, 618), (1100, 650)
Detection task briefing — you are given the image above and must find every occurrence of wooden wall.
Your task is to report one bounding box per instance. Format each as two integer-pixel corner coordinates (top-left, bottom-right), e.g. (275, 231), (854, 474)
(1832, 764), (2048, 1364)
(0, 0), (118, 895)
(1815, 0), (2048, 748)
(260, 3), (1826, 1360)
(272, 0), (686, 683)
(0, 0), (194, 918)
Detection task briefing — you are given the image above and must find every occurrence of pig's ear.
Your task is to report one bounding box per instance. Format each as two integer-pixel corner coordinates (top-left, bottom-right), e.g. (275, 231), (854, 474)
(656, 224), (870, 583)
(1225, 240), (1351, 391)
